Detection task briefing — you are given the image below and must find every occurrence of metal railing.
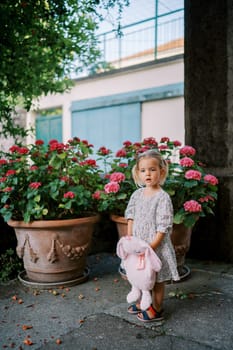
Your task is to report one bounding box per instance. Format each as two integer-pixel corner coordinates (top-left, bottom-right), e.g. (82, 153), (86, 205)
(93, 7), (184, 72)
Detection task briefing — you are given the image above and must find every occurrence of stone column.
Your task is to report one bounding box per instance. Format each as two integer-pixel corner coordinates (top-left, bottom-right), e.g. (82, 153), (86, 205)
(185, 0), (233, 261)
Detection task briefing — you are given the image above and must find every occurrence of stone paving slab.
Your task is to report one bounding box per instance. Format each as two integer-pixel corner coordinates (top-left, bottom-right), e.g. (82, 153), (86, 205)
(0, 254), (233, 350)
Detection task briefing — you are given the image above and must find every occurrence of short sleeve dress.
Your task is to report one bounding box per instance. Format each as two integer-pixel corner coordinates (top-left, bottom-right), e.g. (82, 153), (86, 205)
(125, 187), (180, 283)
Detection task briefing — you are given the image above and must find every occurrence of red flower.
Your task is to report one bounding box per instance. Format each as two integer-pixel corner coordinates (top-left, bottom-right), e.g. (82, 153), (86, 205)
(63, 191), (75, 199)
(80, 159), (97, 167)
(184, 200), (202, 212)
(204, 174), (218, 186)
(6, 170), (16, 176)
(185, 170), (202, 181)
(143, 137), (158, 146)
(9, 145), (20, 153)
(0, 159), (8, 165)
(18, 147), (29, 155)
(29, 165), (38, 171)
(0, 177), (7, 182)
(35, 139), (44, 146)
(98, 146), (111, 155)
(104, 181), (120, 194)
(116, 149), (127, 158)
(173, 140), (182, 147)
(180, 157), (194, 167)
(180, 146), (196, 157)
(60, 176), (70, 183)
(3, 187), (13, 192)
(92, 191), (101, 200)
(110, 172), (126, 183)
(123, 140), (132, 147)
(29, 182), (42, 189)
(160, 137), (170, 143)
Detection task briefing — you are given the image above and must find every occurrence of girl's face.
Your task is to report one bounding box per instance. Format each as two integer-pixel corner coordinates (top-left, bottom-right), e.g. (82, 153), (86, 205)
(138, 157), (164, 189)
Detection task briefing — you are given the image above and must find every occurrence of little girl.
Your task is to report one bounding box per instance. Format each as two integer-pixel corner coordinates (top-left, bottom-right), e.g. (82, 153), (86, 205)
(125, 149), (179, 322)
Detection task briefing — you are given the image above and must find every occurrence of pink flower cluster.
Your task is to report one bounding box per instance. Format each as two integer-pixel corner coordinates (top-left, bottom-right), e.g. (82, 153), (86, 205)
(180, 157), (194, 167)
(185, 170), (202, 181)
(180, 146), (196, 157)
(110, 172), (125, 183)
(63, 191), (75, 199)
(9, 145), (29, 155)
(184, 200), (202, 213)
(29, 182), (41, 189)
(104, 181), (120, 194)
(204, 174), (218, 186)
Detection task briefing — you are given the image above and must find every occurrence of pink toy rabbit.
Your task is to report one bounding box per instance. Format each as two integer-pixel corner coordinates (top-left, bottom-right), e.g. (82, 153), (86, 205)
(117, 235), (161, 311)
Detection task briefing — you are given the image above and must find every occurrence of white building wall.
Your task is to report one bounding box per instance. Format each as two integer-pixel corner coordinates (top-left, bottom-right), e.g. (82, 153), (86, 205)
(29, 56), (184, 144)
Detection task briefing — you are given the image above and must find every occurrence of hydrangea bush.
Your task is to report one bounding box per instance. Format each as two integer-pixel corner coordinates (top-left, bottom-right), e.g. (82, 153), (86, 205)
(0, 138), (102, 223)
(94, 137), (218, 228)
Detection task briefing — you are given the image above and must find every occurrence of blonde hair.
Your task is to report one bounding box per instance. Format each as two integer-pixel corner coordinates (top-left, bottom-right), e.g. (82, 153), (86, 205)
(132, 149), (168, 186)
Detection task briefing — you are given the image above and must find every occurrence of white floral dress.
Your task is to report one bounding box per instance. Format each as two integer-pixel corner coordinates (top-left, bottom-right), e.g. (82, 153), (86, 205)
(125, 188), (180, 283)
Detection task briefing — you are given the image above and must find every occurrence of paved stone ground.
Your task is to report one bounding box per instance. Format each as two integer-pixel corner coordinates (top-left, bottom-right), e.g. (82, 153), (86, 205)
(0, 254), (233, 349)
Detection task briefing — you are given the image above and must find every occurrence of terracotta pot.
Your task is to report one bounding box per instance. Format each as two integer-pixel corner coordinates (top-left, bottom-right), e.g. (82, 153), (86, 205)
(110, 214), (128, 238)
(170, 223), (192, 269)
(8, 215), (100, 284)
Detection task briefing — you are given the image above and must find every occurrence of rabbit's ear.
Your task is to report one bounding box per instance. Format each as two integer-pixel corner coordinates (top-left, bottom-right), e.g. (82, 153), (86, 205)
(116, 238), (128, 260)
(145, 247), (162, 272)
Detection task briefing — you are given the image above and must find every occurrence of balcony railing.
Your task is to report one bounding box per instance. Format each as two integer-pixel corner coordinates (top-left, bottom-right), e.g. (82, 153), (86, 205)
(93, 7), (184, 73)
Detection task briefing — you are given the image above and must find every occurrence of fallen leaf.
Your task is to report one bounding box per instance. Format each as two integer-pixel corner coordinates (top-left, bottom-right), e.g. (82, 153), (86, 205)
(78, 294), (85, 299)
(56, 339), (62, 344)
(65, 288), (70, 292)
(12, 295), (17, 301)
(23, 338), (33, 346)
(22, 325), (33, 330)
(79, 319), (85, 324)
(114, 278), (119, 283)
(26, 304), (35, 308)
(95, 287), (100, 291)
(18, 299), (24, 304)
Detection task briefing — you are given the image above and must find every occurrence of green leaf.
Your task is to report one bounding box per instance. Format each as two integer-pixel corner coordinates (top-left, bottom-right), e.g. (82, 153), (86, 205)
(173, 212), (185, 224)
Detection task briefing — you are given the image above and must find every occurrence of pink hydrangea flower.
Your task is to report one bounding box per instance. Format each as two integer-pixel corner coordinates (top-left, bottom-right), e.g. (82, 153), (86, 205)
(63, 191), (75, 199)
(29, 182), (42, 189)
(3, 187), (13, 192)
(104, 181), (120, 194)
(199, 195), (215, 203)
(30, 165), (38, 171)
(116, 149), (127, 157)
(92, 190), (101, 200)
(204, 174), (218, 186)
(185, 170), (202, 181)
(5, 170), (16, 176)
(110, 172), (126, 183)
(143, 137), (158, 146)
(180, 145), (196, 157)
(119, 163), (127, 168)
(173, 140), (182, 147)
(35, 139), (44, 146)
(0, 159), (8, 165)
(160, 137), (170, 143)
(183, 200), (202, 212)
(98, 146), (111, 155)
(123, 140), (132, 147)
(180, 157), (194, 167)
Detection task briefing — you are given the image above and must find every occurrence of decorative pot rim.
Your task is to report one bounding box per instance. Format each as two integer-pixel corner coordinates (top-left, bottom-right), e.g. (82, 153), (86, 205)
(8, 214), (100, 229)
(110, 214), (127, 224)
